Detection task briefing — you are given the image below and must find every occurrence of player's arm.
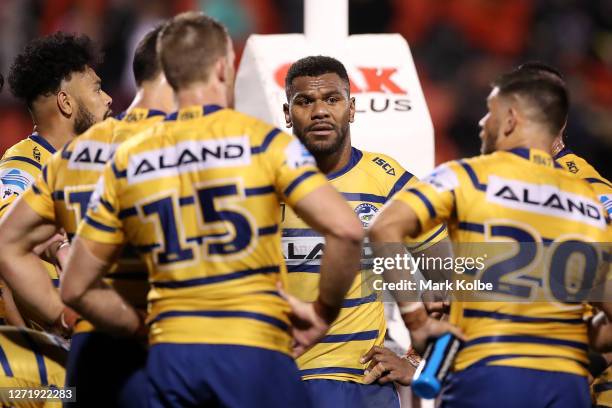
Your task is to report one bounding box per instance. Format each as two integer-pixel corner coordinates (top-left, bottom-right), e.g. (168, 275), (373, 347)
(294, 184), (364, 307)
(268, 131), (363, 354)
(0, 197), (68, 331)
(369, 163), (464, 353)
(60, 237), (144, 337)
(60, 156), (144, 337)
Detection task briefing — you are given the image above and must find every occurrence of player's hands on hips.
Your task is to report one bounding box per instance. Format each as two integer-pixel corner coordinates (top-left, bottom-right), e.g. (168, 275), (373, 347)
(277, 282), (332, 358)
(409, 317), (465, 355)
(361, 346), (418, 385)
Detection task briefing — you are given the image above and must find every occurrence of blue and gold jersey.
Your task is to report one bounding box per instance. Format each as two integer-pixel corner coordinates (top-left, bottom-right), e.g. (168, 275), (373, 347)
(0, 326), (67, 405)
(391, 148), (610, 377)
(0, 134), (59, 324)
(77, 105), (329, 355)
(283, 148), (447, 382)
(0, 134), (56, 218)
(21, 108), (166, 333)
(592, 364), (612, 407)
(556, 147), (612, 217)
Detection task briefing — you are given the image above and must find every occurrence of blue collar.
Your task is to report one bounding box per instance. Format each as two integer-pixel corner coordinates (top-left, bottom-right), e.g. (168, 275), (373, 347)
(506, 148), (563, 169)
(28, 134), (56, 154)
(165, 105), (223, 121)
(327, 147), (363, 180)
(554, 147), (573, 160)
(115, 109), (167, 121)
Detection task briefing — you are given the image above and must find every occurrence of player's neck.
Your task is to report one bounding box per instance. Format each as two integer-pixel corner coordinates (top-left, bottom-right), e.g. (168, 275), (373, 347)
(175, 82), (228, 111)
(500, 127), (555, 156)
(126, 76), (176, 114)
(30, 114), (75, 151)
(551, 136), (565, 157)
(315, 137), (353, 176)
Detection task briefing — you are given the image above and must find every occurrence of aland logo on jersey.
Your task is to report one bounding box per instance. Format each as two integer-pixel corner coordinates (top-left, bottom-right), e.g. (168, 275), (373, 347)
(126, 137), (251, 184)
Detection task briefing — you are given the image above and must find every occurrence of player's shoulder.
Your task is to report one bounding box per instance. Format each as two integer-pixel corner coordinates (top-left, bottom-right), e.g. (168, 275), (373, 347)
(1, 136), (41, 162)
(357, 150), (417, 196)
(217, 108), (287, 144)
(556, 148), (611, 186)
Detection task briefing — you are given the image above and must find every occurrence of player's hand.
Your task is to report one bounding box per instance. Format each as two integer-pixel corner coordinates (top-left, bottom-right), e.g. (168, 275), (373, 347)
(33, 233), (65, 262)
(50, 307), (79, 338)
(588, 311), (612, 352)
(361, 346), (418, 385)
(277, 282), (332, 358)
(409, 317), (465, 355)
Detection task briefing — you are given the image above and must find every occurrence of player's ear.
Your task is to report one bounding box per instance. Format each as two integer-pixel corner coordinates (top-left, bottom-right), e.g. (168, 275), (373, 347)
(349, 96), (356, 123)
(216, 57), (227, 84)
(503, 107), (517, 137)
(283, 103), (292, 128)
(56, 90), (73, 117)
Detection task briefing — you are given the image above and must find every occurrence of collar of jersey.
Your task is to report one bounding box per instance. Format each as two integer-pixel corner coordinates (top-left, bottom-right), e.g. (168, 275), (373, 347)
(507, 147), (563, 169)
(327, 147), (363, 180)
(115, 108), (166, 121)
(28, 133), (56, 154)
(553, 147), (574, 160)
(165, 104), (223, 121)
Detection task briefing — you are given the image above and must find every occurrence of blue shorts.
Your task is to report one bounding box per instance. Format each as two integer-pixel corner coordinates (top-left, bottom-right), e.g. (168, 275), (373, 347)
(304, 379), (399, 408)
(440, 365), (590, 408)
(65, 332), (147, 408)
(147, 343), (311, 408)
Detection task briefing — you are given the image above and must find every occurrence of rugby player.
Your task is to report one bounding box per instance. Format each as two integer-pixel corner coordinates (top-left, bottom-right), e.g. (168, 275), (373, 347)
(369, 65), (611, 407)
(0, 50), (67, 408)
(0, 25), (175, 407)
(60, 12), (364, 408)
(0, 32), (111, 326)
(280, 55), (450, 407)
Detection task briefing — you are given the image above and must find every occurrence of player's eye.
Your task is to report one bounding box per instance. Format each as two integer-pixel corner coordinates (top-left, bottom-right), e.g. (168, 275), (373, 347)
(326, 96), (339, 104)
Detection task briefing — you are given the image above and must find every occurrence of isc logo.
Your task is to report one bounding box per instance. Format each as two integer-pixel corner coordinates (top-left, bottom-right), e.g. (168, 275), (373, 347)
(372, 157), (395, 176)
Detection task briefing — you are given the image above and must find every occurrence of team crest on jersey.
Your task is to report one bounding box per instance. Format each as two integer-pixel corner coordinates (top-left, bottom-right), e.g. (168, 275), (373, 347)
(355, 203), (378, 226)
(285, 139), (316, 169)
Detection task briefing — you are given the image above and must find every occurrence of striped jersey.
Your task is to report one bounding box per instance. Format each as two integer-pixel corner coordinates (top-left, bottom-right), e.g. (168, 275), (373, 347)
(0, 134), (60, 323)
(390, 148), (610, 377)
(555, 147), (612, 216)
(21, 108), (166, 333)
(76, 105), (329, 354)
(283, 147), (447, 382)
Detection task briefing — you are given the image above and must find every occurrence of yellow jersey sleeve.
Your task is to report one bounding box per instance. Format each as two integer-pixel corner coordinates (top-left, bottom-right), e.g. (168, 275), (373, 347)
(392, 162), (460, 234)
(0, 161), (39, 218)
(76, 154), (125, 245)
(21, 161), (56, 222)
(263, 129), (328, 206)
(402, 175), (448, 251)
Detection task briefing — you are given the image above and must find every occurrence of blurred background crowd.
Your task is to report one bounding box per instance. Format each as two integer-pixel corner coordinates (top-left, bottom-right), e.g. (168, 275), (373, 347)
(0, 0), (610, 176)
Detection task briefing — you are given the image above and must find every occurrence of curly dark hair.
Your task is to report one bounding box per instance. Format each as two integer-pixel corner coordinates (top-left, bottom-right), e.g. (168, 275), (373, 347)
(8, 32), (101, 107)
(285, 56), (350, 98)
(0, 73), (3, 92)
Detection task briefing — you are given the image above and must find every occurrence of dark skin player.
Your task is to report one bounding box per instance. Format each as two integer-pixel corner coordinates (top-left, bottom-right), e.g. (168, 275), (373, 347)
(283, 70), (452, 386)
